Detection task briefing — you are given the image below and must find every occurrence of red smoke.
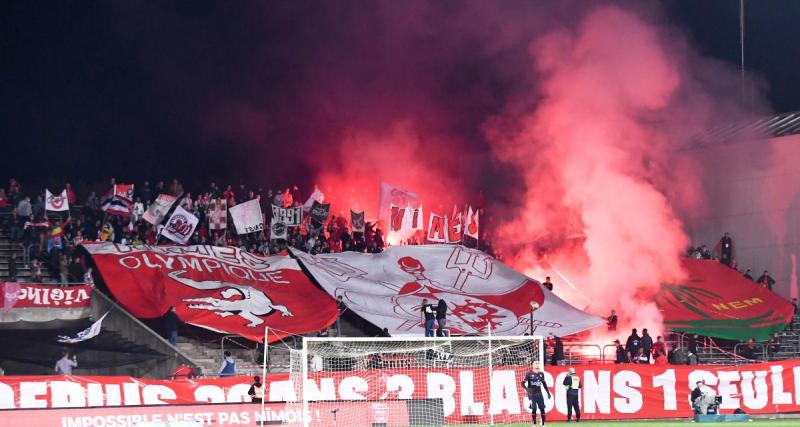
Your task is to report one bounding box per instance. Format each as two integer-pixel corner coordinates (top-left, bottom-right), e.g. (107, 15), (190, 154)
(484, 6), (705, 335)
(314, 122), (462, 223)
(202, 3), (765, 337)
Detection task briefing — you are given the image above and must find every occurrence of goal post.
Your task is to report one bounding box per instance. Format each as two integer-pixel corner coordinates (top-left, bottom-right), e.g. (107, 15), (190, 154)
(287, 335), (544, 426)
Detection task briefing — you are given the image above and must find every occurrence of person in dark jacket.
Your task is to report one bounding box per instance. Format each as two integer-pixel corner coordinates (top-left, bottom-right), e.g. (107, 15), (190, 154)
(8, 252), (17, 281)
(757, 271), (775, 292)
(435, 299), (447, 337)
(625, 329), (641, 362)
(614, 340), (628, 364)
(667, 344), (679, 365)
(68, 257), (85, 283)
(335, 295), (346, 337)
(688, 334), (699, 363)
(550, 335), (564, 366)
(715, 232), (734, 266)
(162, 306), (180, 345)
(562, 367), (581, 422)
(606, 309), (618, 331)
(641, 329), (653, 363)
(248, 376), (264, 403)
(421, 298), (436, 337)
(691, 381), (704, 413)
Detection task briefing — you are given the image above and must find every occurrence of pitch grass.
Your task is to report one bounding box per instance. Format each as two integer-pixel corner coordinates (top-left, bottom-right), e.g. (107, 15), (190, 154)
(449, 419), (800, 426)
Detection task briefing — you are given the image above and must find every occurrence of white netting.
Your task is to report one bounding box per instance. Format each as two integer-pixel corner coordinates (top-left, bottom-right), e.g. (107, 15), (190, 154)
(285, 336), (543, 426)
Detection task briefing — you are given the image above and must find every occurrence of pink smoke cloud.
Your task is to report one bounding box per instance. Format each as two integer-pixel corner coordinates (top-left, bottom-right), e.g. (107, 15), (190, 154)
(485, 6), (714, 334)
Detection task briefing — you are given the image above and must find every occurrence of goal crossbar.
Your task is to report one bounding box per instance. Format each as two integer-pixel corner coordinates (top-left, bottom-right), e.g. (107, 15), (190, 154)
(292, 334), (545, 426)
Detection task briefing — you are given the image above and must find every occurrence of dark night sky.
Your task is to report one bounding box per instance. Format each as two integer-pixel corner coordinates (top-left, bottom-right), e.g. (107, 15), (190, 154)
(2, 0), (800, 195)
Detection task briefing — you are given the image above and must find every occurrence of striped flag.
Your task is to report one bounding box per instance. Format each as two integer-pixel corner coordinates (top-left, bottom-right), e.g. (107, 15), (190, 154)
(101, 184), (134, 216)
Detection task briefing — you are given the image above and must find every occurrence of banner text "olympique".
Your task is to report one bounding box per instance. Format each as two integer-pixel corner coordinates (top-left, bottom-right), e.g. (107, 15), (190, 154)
(117, 253), (289, 284)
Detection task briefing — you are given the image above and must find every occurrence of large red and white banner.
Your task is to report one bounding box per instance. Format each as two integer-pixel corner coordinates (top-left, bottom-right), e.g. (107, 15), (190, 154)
(1, 283), (92, 322)
(82, 243), (337, 342)
(291, 245), (603, 337)
(4, 360), (800, 422)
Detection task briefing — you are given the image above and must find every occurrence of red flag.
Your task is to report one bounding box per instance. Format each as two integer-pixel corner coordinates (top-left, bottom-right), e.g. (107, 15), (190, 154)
(83, 243), (337, 342)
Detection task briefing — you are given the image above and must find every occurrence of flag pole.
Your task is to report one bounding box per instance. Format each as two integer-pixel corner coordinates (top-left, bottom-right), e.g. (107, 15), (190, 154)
(260, 326), (269, 424)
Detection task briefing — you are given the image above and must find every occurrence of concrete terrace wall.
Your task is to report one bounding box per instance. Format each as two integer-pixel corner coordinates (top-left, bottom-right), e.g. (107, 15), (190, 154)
(677, 134), (800, 299)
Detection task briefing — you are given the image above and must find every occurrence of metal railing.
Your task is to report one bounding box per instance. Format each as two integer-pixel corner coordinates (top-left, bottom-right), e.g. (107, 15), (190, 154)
(24, 244), (40, 266)
(221, 334), (260, 365)
(90, 288), (200, 378)
(732, 342), (767, 364)
(602, 344), (618, 363)
(565, 343), (603, 364)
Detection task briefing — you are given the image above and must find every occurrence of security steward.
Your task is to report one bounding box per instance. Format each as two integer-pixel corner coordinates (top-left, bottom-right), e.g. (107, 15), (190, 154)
(562, 367), (581, 422)
(248, 375), (265, 403)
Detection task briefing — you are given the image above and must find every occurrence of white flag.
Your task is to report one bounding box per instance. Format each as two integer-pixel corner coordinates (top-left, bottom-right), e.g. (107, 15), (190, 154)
(45, 189), (69, 212)
(229, 199), (264, 235)
(402, 204), (424, 231)
(303, 186), (325, 213)
(291, 246), (603, 337)
(142, 194), (177, 225)
(58, 312), (109, 344)
(465, 206), (479, 239)
(161, 206), (199, 244)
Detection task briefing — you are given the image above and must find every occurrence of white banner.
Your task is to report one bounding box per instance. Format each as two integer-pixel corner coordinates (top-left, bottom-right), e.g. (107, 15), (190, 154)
(57, 311), (109, 344)
(271, 205), (303, 227)
(45, 189), (69, 212)
(142, 194), (177, 225)
(270, 217), (288, 240)
(292, 245), (603, 337)
(161, 206), (199, 245)
(229, 199), (264, 235)
(465, 206), (479, 239)
(380, 184), (422, 245)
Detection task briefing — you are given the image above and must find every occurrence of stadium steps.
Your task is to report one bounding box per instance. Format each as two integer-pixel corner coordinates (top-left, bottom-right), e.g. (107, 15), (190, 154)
(0, 227), (56, 282)
(89, 289), (201, 378)
(174, 335), (266, 376)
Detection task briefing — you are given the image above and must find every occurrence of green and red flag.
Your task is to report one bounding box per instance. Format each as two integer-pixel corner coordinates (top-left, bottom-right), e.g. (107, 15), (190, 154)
(657, 259), (793, 341)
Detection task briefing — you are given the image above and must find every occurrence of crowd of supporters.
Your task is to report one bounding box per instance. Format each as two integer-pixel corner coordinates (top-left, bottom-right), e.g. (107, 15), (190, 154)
(0, 177), (404, 283)
(687, 232), (777, 291)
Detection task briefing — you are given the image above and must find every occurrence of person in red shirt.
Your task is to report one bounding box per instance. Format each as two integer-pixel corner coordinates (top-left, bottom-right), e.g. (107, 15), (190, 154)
(283, 187), (293, 208)
(652, 335), (667, 358)
(65, 183), (76, 204)
(223, 185), (236, 206)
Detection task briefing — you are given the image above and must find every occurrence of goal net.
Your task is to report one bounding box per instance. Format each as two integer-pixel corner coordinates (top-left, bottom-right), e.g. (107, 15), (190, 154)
(284, 335), (543, 426)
